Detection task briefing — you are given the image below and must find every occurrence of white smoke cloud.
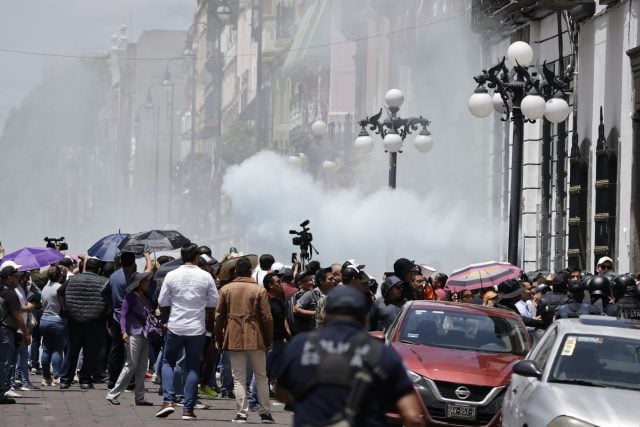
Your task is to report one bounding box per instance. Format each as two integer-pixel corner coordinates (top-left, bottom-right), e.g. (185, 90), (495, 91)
(222, 150), (499, 278)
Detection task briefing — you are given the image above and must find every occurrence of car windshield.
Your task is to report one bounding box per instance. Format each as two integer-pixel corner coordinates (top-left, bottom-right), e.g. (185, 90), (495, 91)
(398, 307), (529, 355)
(548, 334), (640, 391)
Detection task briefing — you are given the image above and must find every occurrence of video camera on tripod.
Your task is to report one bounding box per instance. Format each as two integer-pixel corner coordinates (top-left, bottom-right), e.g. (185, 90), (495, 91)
(289, 220), (318, 266)
(44, 236), (68, 251)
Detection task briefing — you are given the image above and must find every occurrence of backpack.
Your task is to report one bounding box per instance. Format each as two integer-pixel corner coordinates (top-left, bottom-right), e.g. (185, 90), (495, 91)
(286, 289), (305, 335)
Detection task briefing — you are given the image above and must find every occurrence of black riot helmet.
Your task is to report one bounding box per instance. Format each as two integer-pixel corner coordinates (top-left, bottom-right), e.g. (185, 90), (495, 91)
(588, 275), (611, 299)
(580, 273), (594, 291)
(568, 281), (585, 302)
(613, 274), (636, 298)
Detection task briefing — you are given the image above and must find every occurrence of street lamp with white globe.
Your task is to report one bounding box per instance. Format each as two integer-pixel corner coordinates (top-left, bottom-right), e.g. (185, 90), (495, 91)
(468, 40), (571, 266)
(355, 89), (433, 189)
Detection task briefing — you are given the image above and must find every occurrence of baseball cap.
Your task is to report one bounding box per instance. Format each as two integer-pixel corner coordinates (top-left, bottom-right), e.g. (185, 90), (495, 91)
(270, 262), (286, 275)
(393, 258), (418, 278)
(597, 256), (613, 266)
(325, 286), (368, 318)
(0, 260), (22, 272)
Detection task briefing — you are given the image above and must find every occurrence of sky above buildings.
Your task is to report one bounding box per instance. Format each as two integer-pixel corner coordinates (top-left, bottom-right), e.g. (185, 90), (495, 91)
(0, 0), (194, 131)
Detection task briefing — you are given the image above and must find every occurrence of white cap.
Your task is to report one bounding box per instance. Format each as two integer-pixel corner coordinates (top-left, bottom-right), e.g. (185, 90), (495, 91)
(0, 260), (22, 271)
(270, 262), (285, 274)
(597, 256), (613, 266)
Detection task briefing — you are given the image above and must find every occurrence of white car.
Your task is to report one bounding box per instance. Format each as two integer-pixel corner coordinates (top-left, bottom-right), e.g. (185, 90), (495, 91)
(502, 315), (640, 427)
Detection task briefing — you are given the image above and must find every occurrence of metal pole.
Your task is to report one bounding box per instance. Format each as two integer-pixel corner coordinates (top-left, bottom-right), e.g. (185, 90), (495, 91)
(190, 54), (197, 153)
(254, 0), (263, 147)
(168, 83), (175, 222)
(508, 105), (524, 266)
(389, 152), (397, 189)
(154, 107), (160, 225)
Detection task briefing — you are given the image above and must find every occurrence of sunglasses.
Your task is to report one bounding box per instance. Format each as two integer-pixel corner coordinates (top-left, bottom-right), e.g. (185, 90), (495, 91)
(600, 264), (613, 270)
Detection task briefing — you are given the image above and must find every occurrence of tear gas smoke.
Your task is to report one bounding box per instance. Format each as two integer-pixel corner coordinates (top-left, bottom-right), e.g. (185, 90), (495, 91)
(222, 150), (499, 277)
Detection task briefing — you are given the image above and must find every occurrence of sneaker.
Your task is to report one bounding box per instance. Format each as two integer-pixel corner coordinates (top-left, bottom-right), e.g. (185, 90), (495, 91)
(231, 414), (248, 423)
(182, 410), (197, 420)
(58, 383), (71, 390)
(248, 405), (259, 412)
(21, 383), (40, 391)
(80, 383), (94, 390)
(194, 401), (209, 410)
(5, 389), (21, 398)
(41, 378), (52, 387)
(52, 378), (60, 386)
(0, 397), (16, 404)
(198, 385), (218, 399)
(151, 374), (161, 385)
(260, 413), (276, 424)
(155, 402), (175, 418)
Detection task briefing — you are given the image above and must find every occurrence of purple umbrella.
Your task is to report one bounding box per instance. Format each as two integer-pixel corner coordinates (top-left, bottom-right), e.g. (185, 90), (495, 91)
(1, 247), (64, 271)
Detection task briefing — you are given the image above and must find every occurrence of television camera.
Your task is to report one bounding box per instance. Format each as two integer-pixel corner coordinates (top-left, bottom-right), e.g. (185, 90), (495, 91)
(44, 236), (68, 251)
(289, 220), (318, 268)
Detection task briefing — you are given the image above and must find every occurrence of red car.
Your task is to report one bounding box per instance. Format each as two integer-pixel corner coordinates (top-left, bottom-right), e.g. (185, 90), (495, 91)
(376, 301), (531, 426)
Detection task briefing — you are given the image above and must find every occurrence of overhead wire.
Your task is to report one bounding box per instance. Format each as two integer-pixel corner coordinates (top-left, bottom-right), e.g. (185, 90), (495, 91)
(0, 12), (465, 62)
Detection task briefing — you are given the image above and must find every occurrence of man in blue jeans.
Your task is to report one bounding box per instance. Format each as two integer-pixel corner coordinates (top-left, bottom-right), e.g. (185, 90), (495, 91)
(156, 244), (218, 420)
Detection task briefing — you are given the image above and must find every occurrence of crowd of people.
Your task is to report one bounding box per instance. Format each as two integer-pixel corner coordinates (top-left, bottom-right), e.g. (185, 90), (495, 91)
(1, 241), (640, 425)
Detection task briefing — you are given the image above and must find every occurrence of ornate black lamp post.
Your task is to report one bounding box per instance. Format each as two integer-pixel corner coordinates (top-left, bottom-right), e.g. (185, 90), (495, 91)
(468, 41), (571, 266)
(355, 89), (433, 189)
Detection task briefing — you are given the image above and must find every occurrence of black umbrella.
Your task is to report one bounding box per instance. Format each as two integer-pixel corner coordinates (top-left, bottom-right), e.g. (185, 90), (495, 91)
(119, 230), (190, 253)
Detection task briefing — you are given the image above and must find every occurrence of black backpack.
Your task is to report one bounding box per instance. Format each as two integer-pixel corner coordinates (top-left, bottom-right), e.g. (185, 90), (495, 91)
(286, 289), (305, 335)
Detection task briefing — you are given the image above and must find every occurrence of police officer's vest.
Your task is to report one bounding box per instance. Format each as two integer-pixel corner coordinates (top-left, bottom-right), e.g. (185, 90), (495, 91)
(556, 301), (599, 319)
(539, 292), (569, 326)
(617, 297), (640, 319)
(295, 331), (385, 427)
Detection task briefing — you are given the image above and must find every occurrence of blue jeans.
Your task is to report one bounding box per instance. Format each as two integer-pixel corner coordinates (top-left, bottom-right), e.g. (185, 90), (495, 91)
(218, 350), (234, 392)
(39, 316), (66, 380)
(161, 332), (204, 411)
(0, 326), (17, 394)
(14, 340), (30, 386)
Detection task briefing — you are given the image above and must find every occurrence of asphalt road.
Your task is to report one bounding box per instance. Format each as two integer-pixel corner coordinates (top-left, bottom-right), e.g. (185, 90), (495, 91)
(2, 373), (293, 426)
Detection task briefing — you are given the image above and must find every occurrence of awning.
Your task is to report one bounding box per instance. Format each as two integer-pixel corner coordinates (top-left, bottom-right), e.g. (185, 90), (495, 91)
(282, 0), (330, 73)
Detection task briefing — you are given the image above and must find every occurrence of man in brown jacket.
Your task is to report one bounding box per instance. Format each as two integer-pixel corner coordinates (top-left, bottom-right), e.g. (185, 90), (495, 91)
(214, 257), (275, 424)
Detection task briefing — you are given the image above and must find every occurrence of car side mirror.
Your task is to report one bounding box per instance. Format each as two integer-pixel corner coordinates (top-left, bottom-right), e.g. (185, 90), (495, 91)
(512, 360), (542, 380)
(369, 331), (385, 341)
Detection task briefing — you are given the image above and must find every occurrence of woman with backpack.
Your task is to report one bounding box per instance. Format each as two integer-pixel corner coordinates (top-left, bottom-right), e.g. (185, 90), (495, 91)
(106, 271), (154, 406)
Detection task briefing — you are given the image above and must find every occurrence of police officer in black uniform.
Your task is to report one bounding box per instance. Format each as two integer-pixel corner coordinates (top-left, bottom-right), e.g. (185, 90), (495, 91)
(613, 274), (640, 319)
(588, 275), (620, 316)
(537, 272), (569, 328)
(275, 286), (425, 427)
(555, 280), (601, 318)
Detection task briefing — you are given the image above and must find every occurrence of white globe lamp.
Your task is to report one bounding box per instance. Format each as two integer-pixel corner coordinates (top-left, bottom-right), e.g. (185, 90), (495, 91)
(520, 94), (546, 120)
(507, 41), (533, 67)
(493, 92), (508, 114)
(322, 160), (340, 174)
(468, 89), (494, 118)
(310, 119), (328, 137)
(385, 89), (405, 108)
(544, 97), (570, 123)
(383, 131), (403, 153)
(354, 132), (374, 155)
(414, 131), (434, 153)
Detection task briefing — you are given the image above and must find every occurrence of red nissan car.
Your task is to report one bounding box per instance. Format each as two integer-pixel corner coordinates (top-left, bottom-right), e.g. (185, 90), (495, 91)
(377, 301), (531, 426)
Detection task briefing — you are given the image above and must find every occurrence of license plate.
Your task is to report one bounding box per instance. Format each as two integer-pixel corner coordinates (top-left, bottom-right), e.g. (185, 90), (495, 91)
(446, 403), (477, 420)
